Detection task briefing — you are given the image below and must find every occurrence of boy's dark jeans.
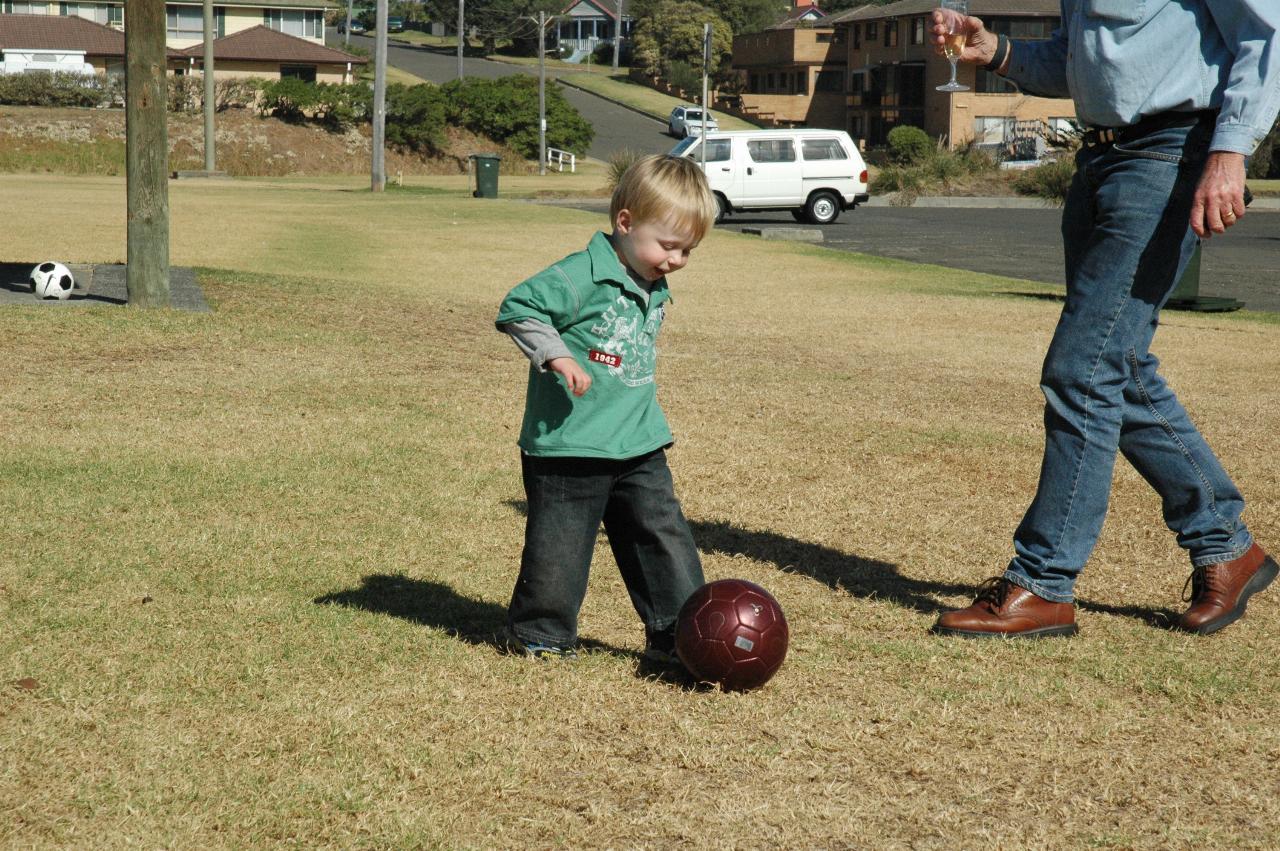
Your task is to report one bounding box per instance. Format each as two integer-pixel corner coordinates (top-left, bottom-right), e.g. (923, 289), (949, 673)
(509, 449), (704, 649)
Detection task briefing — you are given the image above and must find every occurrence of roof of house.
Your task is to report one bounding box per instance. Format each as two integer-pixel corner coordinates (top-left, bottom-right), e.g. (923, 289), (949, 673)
(838, 0), (1059, 20)
(167, 0), (337, 8)
(768, 3), (827, 28)
(824, 5), (876, 25)
(179, 25), (367, 64)
(0, 13), (134, 56)
(559, 0), (623, 21)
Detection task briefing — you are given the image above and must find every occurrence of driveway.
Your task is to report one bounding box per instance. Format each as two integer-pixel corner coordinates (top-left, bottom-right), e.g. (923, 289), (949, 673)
(328, 32), (678, 160)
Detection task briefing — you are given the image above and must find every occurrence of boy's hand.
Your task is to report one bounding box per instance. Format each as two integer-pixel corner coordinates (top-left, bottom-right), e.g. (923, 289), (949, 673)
(547, 357), (592, 396)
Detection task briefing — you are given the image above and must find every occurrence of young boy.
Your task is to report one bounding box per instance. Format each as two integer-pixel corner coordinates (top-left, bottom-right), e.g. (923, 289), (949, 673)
(495, 154), (718, 663)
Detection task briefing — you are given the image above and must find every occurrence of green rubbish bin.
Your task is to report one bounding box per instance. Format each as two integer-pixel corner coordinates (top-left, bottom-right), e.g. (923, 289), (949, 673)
(470, 153), (501, 198)
(1166, 241), (1244, 312)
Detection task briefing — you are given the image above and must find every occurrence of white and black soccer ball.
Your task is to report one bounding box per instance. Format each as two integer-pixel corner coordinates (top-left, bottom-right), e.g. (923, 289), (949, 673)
(29, 262), (75, 301)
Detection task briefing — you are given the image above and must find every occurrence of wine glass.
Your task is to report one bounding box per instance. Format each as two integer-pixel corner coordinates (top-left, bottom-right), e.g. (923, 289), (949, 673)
(936, 0), (970, 93)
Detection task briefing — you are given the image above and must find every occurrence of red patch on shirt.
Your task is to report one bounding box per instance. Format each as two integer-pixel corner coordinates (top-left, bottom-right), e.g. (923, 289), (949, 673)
(588, 349), (622, 367)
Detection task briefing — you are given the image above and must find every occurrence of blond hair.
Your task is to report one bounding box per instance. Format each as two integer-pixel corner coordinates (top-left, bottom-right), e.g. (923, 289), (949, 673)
(609, 155), (718, 244)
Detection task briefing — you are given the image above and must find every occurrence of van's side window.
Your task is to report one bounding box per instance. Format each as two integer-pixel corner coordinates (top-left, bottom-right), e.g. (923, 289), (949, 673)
(746, 139), (796, 163)
(802, 139), (849, 160)
(703, 139), (732, 162)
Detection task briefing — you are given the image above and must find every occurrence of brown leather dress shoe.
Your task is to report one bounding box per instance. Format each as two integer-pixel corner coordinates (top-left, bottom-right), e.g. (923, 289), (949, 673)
(1178, 543), (1278, 635)
(932, 577), (1078, 638)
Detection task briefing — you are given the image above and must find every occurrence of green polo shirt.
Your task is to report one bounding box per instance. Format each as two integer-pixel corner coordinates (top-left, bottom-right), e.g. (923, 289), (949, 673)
(496, 231), (675, 459)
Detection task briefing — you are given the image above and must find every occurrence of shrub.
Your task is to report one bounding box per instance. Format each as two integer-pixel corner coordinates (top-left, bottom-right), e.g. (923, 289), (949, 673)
(312, 83), (372, 130)
(665, 60), (701, 96)
(258, 77), (320, 122)
(385, 83), (445, 153)
(606, 148), (645, 191)
(1013, 156), (1077, 204)
(887, 125), (933, 165)
(0, 71), (112, 108)
(439, 76), (593, 158)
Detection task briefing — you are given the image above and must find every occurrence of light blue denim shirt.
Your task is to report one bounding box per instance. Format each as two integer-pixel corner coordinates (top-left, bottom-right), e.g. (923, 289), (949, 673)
(1006, 0), (1280, 155)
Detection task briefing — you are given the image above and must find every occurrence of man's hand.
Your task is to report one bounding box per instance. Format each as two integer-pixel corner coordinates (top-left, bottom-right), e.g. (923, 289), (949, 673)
(548, 356), (591, 396)
(930, 9), (999, 66)
(1190, 151), (1247, 238)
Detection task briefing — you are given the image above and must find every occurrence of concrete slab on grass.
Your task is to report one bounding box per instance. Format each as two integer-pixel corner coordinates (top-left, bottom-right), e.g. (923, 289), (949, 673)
(741, 227), (824, 243)
(0, 263), (209, 312)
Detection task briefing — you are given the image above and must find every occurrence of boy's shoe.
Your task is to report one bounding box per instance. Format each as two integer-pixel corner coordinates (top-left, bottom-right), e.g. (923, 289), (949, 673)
(504, 629), (578, 660)
(642, 627), (682, 667)
(1178, 543), (1278, 635)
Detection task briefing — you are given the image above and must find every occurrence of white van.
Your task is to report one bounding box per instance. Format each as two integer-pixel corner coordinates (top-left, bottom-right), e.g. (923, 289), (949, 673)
(671, 129), (869, 225)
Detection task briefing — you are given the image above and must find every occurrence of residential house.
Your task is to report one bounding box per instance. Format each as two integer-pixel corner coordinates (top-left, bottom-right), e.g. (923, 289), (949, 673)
(836, 0), (1072, 149)
(174, 24), (363, 82)
(730, 2), (845, 129)
(0, 12), (140, 75)
(556, 0), (632, 63)
(0, 2), (332, 50)
(1, 2), (362, 81)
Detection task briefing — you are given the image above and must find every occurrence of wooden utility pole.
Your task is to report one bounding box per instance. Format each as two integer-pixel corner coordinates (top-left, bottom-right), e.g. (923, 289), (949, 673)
(344, 0), (353, 46)
(613, 0), (623, 73)
(371, 0), (388, 191)
(457, 0), (465, 79)
(538, 10), (546, 176)
(203, 0), (215, 172)
(126, 0), (170, 308)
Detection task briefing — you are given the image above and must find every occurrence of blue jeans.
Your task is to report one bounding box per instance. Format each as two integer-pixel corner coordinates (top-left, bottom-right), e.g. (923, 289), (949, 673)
(509, 449), (704, 647)
(1006, 117), (1253, 604)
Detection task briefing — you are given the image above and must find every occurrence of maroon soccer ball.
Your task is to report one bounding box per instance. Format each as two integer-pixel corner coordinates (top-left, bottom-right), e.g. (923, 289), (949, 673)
(675, 579), (789, 692)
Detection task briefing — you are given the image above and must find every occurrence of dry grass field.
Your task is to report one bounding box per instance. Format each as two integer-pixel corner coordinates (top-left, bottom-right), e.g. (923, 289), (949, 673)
(1, 174), (1278, 849)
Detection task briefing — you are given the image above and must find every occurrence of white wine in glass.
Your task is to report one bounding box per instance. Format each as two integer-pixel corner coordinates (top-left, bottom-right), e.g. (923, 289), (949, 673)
(936, 1), (970, 92)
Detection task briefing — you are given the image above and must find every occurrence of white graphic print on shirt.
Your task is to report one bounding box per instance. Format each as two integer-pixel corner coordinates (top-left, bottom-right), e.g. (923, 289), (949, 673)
(589, 295), (664, 387)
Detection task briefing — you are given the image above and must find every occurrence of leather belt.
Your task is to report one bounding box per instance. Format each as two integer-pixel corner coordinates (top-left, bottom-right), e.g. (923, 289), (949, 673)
(1082, 110), (1215, 148)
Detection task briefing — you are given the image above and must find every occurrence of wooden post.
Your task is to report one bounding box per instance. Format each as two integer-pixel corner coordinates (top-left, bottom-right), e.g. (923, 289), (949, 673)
(126, 0), (170, 308)
(613, 0), (622, 73)
(538, 11), (546, 176)
(203, 0), (215, 172)
(371, 0), (387, 191)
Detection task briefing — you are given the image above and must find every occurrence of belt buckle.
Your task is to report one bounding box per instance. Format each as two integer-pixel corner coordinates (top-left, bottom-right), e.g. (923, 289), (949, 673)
(1085, 127), (1116, 148)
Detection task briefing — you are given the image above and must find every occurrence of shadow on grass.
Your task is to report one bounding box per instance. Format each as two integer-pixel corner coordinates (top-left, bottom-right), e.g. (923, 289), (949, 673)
(313, 573), (632, 658)
(504, 499), (1178, 626)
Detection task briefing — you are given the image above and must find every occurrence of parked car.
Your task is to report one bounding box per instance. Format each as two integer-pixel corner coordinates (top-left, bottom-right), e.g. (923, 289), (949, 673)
(387, 16), (405, 32)
(671, 129), (870, 225)
(336, 18), (366, 34)
(667, 106), (719, 139)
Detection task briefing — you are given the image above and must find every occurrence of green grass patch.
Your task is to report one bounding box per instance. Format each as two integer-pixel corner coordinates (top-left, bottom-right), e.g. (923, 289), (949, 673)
(1, 176), (1278, 847)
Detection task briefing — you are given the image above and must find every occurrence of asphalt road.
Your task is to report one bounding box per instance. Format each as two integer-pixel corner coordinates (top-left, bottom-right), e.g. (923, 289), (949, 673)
(547, 199), (1280, 312)
(328, 32), (679, 160)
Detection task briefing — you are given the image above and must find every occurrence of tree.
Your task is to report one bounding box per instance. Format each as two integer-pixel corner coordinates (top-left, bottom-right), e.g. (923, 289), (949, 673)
(423, 0), (560, 54)
(631, 1), (732, 79)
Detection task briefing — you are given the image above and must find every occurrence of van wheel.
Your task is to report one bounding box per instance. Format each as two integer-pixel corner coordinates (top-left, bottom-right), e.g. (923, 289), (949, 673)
(714, 194), (729, 224)
(805, 191), (841, 225)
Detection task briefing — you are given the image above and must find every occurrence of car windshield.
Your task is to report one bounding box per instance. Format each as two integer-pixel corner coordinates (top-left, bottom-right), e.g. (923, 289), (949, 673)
(685, 111), (703, 121)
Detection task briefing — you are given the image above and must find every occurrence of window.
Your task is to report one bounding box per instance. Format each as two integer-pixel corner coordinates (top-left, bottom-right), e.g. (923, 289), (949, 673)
(852, 24), (860, 49)
(6, 1), (48, 12)
(815, 70), (842, 92)
(280, 64), (317, 82)
(265, 9), (324, 38)
(746, 139), (796, 163)
(986, 17), (1057, 39)
(701, 138), (731, 162)
(976, 69), (1017, 93)
(884, 21), (897, 47)
(816, 32), (833, 44)
(866, 22), (878, 40)
(797, 70), (808, 95)
(912, 17), (925, 45)
(973, 116), (1014, 144)
(167, 5), (202, 38)
(108, 4), (121, 26)
(802, 138), (848, 160)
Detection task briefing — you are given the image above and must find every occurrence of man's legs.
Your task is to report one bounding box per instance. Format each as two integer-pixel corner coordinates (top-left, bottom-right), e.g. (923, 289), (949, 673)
(936, 121), (1262, 636)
